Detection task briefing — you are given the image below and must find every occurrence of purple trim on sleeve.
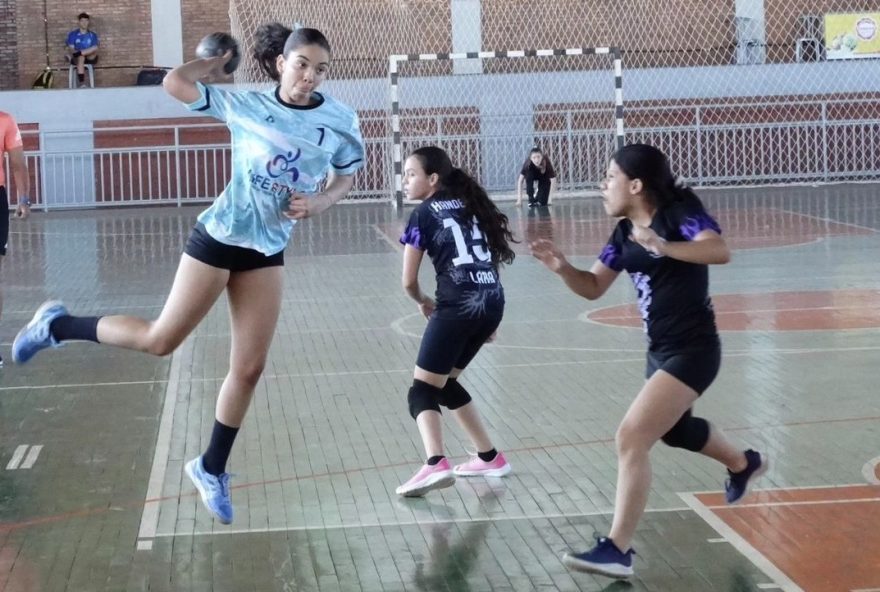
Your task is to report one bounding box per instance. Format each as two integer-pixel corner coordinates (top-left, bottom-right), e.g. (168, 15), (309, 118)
(679, 212), (721, 240)
(599, 243), (622, 271)
(399, 225), (424, 249)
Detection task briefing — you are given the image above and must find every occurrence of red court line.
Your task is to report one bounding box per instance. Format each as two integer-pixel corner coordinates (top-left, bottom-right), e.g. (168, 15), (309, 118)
(695, 486), (880, 592)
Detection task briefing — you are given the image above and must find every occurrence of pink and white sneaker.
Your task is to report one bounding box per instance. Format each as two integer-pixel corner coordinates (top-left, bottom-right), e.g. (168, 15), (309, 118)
(396, 458), (456, 497)
(453, 451), (512, 477)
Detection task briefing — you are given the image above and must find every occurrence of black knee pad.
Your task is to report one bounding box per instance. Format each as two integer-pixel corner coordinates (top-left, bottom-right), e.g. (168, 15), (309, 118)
(437, 378), (472, 410)
(661, 414), (710, 452)
(408, 379), (442, 419)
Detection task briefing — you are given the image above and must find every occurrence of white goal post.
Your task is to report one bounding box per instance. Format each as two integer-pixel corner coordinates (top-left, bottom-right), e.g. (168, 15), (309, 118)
(389, 47), (624, 208)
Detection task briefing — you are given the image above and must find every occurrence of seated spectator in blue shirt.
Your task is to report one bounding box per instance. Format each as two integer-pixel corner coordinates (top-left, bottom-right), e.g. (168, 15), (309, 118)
(66, 12), (99, 88)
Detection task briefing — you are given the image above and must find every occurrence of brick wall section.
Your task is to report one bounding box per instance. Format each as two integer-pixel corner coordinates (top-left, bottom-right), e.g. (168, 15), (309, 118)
(6, 0), (871, 89)
(0, 0), (18, 90)
(181, 0), (231, 64)
(16, 0), (153, 89)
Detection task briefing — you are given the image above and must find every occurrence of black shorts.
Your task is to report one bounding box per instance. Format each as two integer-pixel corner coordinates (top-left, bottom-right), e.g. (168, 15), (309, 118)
(646, 342), (721, 395)
(70, 54), (98, 65)
(416, 314), (502, 375)
(183, 223), (284, 271)
(0, 186), (8, 256)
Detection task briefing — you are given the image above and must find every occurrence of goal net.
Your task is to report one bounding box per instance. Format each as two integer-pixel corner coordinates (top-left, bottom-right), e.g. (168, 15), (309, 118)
(230, 0), (880, 199)
(390, 49), (623, 206)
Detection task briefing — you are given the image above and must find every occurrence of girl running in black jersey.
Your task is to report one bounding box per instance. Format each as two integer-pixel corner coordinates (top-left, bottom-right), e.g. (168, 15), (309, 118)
(396, 146), (516, 497)
(532, 144), (768, 580)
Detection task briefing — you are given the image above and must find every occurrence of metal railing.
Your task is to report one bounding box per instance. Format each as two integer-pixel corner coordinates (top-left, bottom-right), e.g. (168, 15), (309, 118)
(4, 100), (879, 210)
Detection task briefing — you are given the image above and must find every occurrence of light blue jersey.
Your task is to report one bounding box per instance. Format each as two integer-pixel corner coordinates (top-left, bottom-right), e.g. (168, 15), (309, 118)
(184, 82), (365, 255)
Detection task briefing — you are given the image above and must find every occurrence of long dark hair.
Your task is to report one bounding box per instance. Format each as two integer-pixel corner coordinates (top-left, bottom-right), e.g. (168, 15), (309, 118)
(253, 23), (331, 82)
(612, 143), (702, 210)
(411, 146), (517, 266)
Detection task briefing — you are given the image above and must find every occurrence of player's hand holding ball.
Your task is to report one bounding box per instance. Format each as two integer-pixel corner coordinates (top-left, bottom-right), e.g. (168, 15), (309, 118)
(196, 32), (241, 76)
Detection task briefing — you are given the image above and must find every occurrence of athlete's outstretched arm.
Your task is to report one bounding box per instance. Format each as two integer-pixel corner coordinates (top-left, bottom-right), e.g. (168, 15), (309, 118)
(630, 226), (731, 265)
(530, 239), (619, 300)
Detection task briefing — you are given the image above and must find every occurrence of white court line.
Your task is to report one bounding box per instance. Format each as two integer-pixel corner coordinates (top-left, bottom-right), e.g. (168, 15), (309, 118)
(679, 492), (804, 592)
(19, 445), (43, 469)
(773, 208), (880, 234)
(8, 342), (880, 394)
(152, 505), (691, 539)
(862, 457), (880, 485)
(0, 379), (166, 392)
(6, 445), (29, 470)
(373, 224), (403, 252)
(8, 341), (880, 394)
(705, 497), (880, 510)
(136, 336), (190, 551)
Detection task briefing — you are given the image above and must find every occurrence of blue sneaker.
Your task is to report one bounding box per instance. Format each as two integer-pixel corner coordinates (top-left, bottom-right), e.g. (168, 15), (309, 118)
(12, 300), (68, 364)
(725, 449), (768, 504)
(562, 536), (635, 579)
(185, 456), (234, 524)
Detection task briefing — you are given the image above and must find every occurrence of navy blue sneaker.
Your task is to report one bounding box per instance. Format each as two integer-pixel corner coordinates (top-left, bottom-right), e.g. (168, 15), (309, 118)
(12, 300), (68, 364)
(185, 456), (234, 524)
(562, 536), (635, 579)
(725, 449), (768, 504)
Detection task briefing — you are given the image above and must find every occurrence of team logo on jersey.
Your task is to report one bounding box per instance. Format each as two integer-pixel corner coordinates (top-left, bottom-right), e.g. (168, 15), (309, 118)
(266, 149), (302, 183)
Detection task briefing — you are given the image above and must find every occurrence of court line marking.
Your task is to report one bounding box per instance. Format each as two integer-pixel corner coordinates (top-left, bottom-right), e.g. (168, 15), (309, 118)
(19, 446), (43, 470)
(706, 497), (880, 510)
(680, 492), (804, 592)
(136, 336), (190, 548)
(689, 482), (870, 494)
(373, 224), (404, 252)
(6, 340), (880, 393)
(6, 446), (29, 470)
(151, 505), (691, 538)
(772, 208), (879, 234)
(861, 457), (880, 485)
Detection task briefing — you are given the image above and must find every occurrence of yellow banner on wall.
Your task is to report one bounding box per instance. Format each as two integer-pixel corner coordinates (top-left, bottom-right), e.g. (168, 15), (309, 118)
(825, 12), (880, 59)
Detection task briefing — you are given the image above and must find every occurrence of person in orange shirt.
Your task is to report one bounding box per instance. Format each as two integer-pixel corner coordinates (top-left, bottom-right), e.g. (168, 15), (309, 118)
(1, 111), (31, 365)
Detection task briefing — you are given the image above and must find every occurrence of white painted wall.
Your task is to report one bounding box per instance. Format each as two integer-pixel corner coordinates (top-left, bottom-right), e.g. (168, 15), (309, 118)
(151, 0), (184, 68)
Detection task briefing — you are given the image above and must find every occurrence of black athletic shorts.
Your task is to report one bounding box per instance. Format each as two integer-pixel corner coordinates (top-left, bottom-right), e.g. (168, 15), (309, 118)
(183, 223), (284, 271)
(646, 340), (722, 395)
(0, 186), (9, 256)
(416, 313), (502, 375)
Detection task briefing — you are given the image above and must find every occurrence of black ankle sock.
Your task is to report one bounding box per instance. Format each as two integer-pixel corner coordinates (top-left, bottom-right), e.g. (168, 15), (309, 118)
(202, 420), (240, 476)
(477, 448), (498, 462)
(49, 315), (101, 343)
(426, 455), (445, 466)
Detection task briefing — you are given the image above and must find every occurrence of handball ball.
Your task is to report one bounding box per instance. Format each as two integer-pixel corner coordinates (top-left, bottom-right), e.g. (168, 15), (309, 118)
(196, 32), (241, 74)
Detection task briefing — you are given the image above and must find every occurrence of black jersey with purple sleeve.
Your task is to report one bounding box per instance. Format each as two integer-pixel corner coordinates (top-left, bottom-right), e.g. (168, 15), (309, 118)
(598, 198), (722, 351)
(399, 192), (504, 320)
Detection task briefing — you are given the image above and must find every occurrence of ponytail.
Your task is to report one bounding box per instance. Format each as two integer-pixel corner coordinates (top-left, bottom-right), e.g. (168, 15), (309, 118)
(447, 167), (517, 266)
(253, 22), (293, 82)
